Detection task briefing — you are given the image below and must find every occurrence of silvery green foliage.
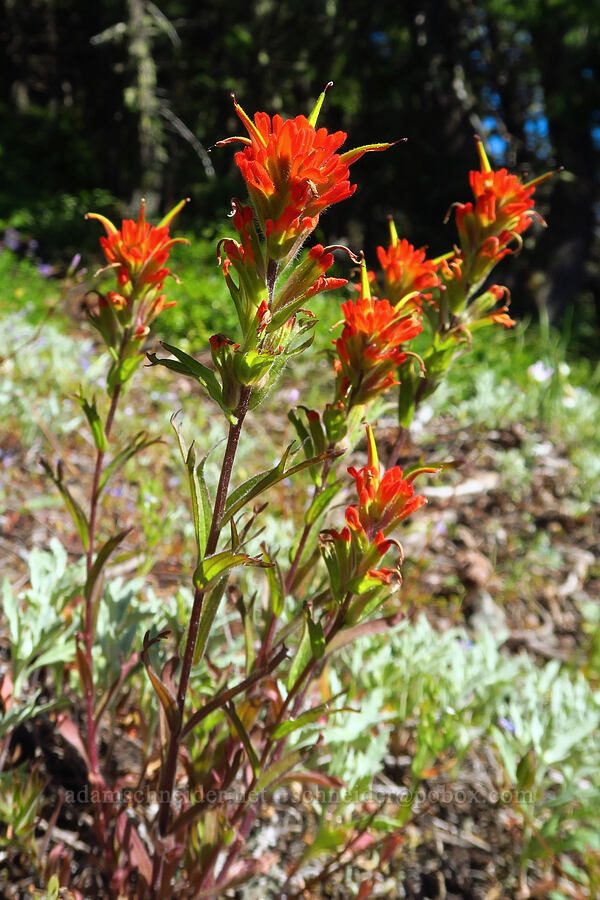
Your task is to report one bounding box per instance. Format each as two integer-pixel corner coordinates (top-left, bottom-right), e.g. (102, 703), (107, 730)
(491, 662), (600, 860)
(1, 539), (83, 734)
(317, 616), (600, 865)
(319, 617), (523, 789)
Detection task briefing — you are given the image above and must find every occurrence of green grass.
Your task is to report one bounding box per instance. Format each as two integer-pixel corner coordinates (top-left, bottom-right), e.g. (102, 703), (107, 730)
(0, 250), (64, 326)
(0, 188), (119, 259)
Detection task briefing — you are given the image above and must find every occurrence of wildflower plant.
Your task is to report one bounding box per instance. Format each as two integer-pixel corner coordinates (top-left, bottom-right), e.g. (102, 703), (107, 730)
(28, 85), (555, 897)
(367, 137), (556, 429)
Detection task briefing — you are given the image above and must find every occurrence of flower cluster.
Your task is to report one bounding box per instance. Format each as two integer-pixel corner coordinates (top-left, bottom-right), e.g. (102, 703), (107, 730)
(87, 199), (188, 340)
(220, 89), (393, 260)
(206, 90), (397, 412)
(452, 137), (552, 287)
(377, 219), (440, 306)
(334, 260), (422, 408)
(323, 425), (426, 592)
(56, 90), (559, 900)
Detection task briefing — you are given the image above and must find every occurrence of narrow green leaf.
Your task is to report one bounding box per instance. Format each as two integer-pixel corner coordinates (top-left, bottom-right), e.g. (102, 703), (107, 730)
(46, 876), (60, 900)
(397, 368), (416, 429)
(224, 443), (294, 518)
(288, 409), (312, 458)
(145, 352), (196, 378)
(286, 328), (315, 359)
(248, 352), (289, 411)
(243, 599), (257, 674)
(193, 549), (266, 593)
(76, 393), (107, 451)
(30, 642), (75, 670)
(40, 460), (89, 551)
(254, 744), (315, 795)
(230, 516), (241, 551)
(305, 484), (340, 526)
(262, 544), (284, 616)
(307, 615), (325, 659)
(225, 702), (260, 775)
(84, 528), (131, 601)
(221, 446), (339, 528)
(158, 342), (217, 382)
(107, 355), (141, 394)
(287, 616), (312, 691)
(187, 444), (206, 553)
(193, 577), (228, 667)
(196, 457), (213, 546)
(303, 409), (326, 457)
(271, 691), (350, 739)
(149, 342), (236, 423)
(170, 414), (212, 557)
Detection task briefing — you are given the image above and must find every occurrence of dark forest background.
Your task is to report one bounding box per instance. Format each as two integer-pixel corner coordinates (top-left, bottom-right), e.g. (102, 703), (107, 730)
(1, 0), (599, 338)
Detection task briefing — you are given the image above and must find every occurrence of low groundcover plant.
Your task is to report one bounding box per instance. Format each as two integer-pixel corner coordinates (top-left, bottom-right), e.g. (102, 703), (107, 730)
(4, 85), (558, 898)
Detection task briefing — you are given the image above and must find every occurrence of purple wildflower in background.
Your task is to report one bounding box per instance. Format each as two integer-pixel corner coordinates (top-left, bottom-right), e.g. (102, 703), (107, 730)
(528, 360), (554, 383)
(498, 716), (516, 734)
(3, 228), (21, 251)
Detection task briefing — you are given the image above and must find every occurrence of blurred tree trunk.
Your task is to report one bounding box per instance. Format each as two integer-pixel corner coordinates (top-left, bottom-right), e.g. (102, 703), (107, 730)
(127, 0), (166, 209)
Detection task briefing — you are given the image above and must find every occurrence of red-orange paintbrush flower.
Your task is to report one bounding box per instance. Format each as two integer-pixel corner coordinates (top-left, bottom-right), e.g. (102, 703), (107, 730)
(219, 85), (396, 260)
(334, 259), (422, 406)
(452, 137), (553, 284)
(324, 424), (427, 587)
(87, 198), (188, 297)
(86, 198), (188, 338)
(377, 219), (440, 306)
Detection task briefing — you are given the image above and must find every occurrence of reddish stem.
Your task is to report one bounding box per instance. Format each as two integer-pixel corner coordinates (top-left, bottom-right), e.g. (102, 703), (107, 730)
(84, 382), (121, 856)
(214, 593), (350, 889)
(284, 521), (312, 594)
(156, 259), (278, 894)
(152, 385), (252, 894)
